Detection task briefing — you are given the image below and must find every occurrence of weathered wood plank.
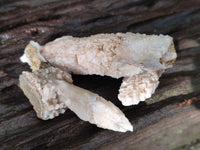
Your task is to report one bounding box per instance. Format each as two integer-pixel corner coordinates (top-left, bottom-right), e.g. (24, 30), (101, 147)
(99, 105), (200, 150)
(0, 0), (200, 149)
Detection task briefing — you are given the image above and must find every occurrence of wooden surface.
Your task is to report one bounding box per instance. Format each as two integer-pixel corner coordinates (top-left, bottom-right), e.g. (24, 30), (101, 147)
(0, 0), (200, 149)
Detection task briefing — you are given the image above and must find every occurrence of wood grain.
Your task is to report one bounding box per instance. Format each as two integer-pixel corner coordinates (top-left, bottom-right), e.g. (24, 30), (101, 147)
(0, 0), (200, 149)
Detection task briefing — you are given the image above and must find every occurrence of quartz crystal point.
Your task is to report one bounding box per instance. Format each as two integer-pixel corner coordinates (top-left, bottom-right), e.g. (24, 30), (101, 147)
(21, 32), (177, 106)
(19, 67), (133, 132)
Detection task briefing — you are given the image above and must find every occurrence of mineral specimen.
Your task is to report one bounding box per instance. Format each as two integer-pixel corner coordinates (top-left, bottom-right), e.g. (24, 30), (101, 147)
(19, 32), (177, 132)
(21, 32), (176, 106)
(19, 67), (133, 132)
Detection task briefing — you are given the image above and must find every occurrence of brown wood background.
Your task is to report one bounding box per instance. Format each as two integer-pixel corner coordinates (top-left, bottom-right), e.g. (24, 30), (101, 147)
(0, 0), (200, 149)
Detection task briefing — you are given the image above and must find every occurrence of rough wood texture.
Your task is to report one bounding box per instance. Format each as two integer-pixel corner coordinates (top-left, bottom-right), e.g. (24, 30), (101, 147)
(0, 0), (200, 149)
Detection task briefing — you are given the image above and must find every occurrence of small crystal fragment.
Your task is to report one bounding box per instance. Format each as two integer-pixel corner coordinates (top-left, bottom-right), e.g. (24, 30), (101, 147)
(19, 67), (133, 132)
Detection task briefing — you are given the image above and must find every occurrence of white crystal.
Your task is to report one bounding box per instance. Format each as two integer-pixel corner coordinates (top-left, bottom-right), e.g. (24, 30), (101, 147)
(33, 32), (176, 106)
(19, 67), (133, 132)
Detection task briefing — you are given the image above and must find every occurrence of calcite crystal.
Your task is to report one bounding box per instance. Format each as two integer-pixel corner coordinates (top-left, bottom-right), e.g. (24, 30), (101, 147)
(21, 32), (177, 106)
(118, 70), (162, 106)
(19, 32), (177, 132)
(20, 67), (133, 132)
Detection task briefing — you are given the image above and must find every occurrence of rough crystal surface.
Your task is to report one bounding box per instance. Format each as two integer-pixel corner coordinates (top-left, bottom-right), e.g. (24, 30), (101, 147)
(20, 67), (133, 132)
(37, 33), (177, 105)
